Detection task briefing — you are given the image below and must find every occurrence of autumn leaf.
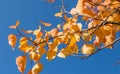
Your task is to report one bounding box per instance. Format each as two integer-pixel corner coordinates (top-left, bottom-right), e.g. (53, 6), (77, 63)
(29, 51), (41, 62)
(36, 46), (46, 55)
(32, 63), (43, 74)
(9, 20), (20, 29)
(81, 44), (95, 55)
(16, 56), (27, 73)
(68, 35), (76, 47)
(105, 33), (115, 48)
(50, 28), (58, 37)
(70, 0), (84, 15)
(19, 43), (34, 53)
(8, 34), (17, 50)
(54, 9), (63, 17)
(82, 33), (92, 42)
(46, 51), (57, 60)
(21, 29), (33, 34)
(20, 37), (28, 45)
(40, 20), (51, 26)
(47, 0), (55, 3)
(57, 24), (62, 30)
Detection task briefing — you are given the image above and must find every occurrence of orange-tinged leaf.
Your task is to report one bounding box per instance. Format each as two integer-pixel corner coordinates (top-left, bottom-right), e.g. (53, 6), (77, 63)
(105, 33), (115, 48)
(9, 20), (20, 29)
(70, 0), (84, 15)
(57, 52), (66, 58)
(29, 51), (41, 62)
(82, 33), (92, 42)
(60, 47), (72, 56)
(8, 34), (17, 50)
(28, 70), (32, 74)
(68, 35), (76, 47)
(21, 29), (33, 34)
(46, 51), (56, 61)
(102, 0), (111, 5)
(19, 43), (34, 53)
(50, 28), (58, 37)
(57, 24), (61, 30)
(93, 36), (100, 47)
(47, 0), (55, 3)
(74, 33), (81, 42)
(81, 44), (95, 55)
(40, 20), (51, 26)
(32, 63), (43, 74)
(20, 37), (28, 45)
(8, 34), (17, 40)
(82, 9), (94, 16)
(54, 9), (63, 17)
(16, 56), (27, 73)
(36, 46), (46, 55)
(33, 26), (41, 35)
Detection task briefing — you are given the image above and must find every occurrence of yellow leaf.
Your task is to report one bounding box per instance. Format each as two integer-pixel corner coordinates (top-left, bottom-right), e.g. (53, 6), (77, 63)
(68, 35), (76, 47)
(74, 33), (81, 42)
(105, 34), (115, 48)
(32, 63), (43, 74)
(54, 9), (63, 17)
(9, 20), (20, 29)
(82, 33), (92, 42)
(21, 29), (33, 34)
(16, 56), (26, 73)
(8, 34), (17, 50)
(81, 44), (95, 55)
(46, 51), (56, 61)
(57, 24), (61, 30)
(29, 51), (41, 62)
(61, 47), (72, 56)
(19, 43), (34, 53)
(40, 20), (51, 26)
(70, 0), (84, 15)
(57, 52), (66, 58)
(93, 36), (100, 47)
(50, 28), (58, 37)
(36, 46), (46, 55)
(33, 26), (41, 35)
(20, 37), (28, 45)
(28, 70), (32, 74)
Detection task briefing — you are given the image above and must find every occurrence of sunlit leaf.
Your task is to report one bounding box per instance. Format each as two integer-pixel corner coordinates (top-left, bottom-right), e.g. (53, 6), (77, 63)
(57, 52), (66, 58)
(36, 46), (46, 55)
(19, 43), (34, 53)
(54, 9), (63, 17)
(50, 28), (58, 37)
(16, 56), (27, 73)
(32, 63), (43, 74)
(8, 34), (17, 50)
(68, 35), (76, 47)
(82, 33), (92, 42)
(20, 37), (28, 45)
(40, 20), (51, 26)
(46, 51), (57, 61)
(47, 0), (55, 3)
(81, 44), (95, 55)
(29, 51), (41, 62)
(57, 24), (61, 30)
(9, 20), (20, 29)
(21, 29), (33, 34)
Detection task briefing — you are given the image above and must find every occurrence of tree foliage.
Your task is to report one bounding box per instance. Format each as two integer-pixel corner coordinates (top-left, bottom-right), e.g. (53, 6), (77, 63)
(8, 0), (120, 74)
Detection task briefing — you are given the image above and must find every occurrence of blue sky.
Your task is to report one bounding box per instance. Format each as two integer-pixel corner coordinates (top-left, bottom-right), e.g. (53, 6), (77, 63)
(0, 0), (120, 74)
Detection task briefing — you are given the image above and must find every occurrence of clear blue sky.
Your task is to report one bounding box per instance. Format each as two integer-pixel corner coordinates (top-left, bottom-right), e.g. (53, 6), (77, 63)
(0, 0), (120, 74)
